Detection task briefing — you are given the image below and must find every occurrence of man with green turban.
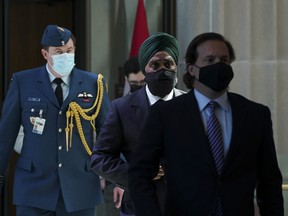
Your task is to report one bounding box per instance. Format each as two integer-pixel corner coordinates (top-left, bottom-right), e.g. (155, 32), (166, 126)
(138, 32), (180, 98)
(91, 32), (186, 216)
(138, 32), (179, 72)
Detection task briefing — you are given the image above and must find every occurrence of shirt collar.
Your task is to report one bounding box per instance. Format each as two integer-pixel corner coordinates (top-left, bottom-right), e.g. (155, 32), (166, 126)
(194, 89), (230, 112)
(145, 85), (174, 106)
(46, 64), (70, 86)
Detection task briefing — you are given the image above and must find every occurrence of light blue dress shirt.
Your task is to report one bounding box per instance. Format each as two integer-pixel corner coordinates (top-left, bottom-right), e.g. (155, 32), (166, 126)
(46, 64), (70, 101)
(194, 89), (232, 157)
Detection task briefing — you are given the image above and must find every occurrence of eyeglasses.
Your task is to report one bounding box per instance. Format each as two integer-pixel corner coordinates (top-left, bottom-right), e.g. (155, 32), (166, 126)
(128, 80), (146, 86)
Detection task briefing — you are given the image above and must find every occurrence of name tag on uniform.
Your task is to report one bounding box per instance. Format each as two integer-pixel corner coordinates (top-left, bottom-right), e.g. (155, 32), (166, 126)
(32, 117), (46, 135)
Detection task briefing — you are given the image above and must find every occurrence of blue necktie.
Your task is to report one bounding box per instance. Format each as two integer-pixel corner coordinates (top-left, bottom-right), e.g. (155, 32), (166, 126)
(207, 101), (224, 216)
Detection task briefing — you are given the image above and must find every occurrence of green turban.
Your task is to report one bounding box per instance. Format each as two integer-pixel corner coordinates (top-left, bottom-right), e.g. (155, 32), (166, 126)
(138, 32), (179, 73)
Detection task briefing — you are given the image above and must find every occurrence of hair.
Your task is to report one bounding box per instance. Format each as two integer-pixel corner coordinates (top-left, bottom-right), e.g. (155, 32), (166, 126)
(42, 33), (76, 51)
(123, 56), (141, 77)
(183, 32), (236, 89)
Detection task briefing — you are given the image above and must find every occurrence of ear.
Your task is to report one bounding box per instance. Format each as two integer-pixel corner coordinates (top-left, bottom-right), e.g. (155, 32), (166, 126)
(187, 64), (195, 77)
(41, 49), (48, 60)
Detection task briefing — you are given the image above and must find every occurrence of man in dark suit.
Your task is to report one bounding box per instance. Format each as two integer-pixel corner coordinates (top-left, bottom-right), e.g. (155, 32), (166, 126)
(91, 32), (186, 216)
(128, 32), (284, 216)
(0, 24), (110, 216)
(97, 56), (145, 216)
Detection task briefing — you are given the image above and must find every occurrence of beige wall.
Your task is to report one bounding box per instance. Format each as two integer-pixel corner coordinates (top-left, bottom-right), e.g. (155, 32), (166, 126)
(87, 0), (162, 99)
(176, 0), (288, 213)
(86, 0), (288, 182)
(176, 0), (288, 152)
(86, 1), (287, 211)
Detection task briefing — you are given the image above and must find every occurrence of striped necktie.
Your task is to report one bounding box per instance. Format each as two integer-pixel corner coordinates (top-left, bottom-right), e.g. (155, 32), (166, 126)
(207, 101), (224, 216)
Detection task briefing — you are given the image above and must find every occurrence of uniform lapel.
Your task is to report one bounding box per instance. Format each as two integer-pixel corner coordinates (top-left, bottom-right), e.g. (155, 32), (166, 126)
(62, 69), (83, 108)
(37, 66), (59, 107)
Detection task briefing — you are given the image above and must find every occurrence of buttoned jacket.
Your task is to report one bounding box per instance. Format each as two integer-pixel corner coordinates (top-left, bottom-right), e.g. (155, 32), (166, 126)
(0, 66), (110, 212)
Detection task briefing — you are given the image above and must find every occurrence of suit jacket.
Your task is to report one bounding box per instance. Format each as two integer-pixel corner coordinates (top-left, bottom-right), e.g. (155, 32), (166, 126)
(128, 90), (284, 216)
(90, 87), (185, 214)
(0, 66), (110, 212)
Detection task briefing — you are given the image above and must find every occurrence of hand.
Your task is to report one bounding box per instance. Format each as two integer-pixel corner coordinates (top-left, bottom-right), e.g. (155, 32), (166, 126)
(153, 165), (164, 180)
(100, 177), (106, 191)
(113, 186), (124, 209)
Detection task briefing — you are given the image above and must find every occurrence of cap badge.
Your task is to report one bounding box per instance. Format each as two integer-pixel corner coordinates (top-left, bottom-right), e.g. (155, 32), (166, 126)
(57, 27), (65, 32)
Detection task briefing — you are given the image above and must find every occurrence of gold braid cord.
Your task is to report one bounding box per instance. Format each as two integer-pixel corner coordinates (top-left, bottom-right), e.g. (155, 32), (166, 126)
(65, 74), (104, 155)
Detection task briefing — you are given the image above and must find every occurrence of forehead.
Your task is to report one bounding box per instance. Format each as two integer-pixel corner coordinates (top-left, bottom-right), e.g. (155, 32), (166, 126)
(128, 71), (145, 80)
(148, 51), (175, 62)
(196, 40), (229, 59)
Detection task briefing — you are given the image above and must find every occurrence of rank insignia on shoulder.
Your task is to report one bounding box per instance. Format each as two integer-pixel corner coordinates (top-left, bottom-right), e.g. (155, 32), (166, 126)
(77, 91), (93, 102)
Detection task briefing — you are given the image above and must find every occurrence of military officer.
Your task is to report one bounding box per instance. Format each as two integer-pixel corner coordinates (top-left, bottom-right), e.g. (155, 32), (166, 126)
(0, 24), (110, 216)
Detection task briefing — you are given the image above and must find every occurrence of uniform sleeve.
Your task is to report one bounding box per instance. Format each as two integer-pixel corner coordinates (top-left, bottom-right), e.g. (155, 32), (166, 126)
(95, 77), (111, 134)
(0, 75), (22, 191)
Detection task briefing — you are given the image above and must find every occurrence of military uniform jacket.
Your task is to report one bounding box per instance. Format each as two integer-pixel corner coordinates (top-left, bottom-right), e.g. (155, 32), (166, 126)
(0, 66), (110, 212)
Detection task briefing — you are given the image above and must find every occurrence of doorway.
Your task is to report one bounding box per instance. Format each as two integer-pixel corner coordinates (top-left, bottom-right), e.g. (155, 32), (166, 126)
(0, 0), (86, 215)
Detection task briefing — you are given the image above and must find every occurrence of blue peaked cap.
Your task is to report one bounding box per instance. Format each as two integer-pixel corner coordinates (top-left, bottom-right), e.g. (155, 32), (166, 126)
(41, 24), (72, 46)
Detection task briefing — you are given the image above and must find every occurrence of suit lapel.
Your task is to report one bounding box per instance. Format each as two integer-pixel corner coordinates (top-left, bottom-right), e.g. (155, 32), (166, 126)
(130, 88), (150, 129)
(185, 91), (219, 175)
(174, 91), (247, 176)
(222, 93), (247, 174)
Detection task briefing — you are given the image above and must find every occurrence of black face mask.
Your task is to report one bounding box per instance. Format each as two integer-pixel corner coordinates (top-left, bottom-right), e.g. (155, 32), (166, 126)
(145, 69), (176, 98)
(129, 84), (143, 93)
(197, 62), (234, 92)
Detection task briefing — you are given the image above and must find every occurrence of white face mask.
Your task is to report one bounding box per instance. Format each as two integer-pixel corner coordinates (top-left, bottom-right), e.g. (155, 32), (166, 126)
(49, 53), (75, 77)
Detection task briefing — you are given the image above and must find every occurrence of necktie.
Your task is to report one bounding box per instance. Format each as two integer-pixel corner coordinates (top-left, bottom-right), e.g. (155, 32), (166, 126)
(54, 78), (63, 106)
(207, 101), (224, 216)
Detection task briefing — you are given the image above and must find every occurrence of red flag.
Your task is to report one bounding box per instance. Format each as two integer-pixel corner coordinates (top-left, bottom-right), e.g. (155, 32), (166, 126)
(129, 0), (149, 57)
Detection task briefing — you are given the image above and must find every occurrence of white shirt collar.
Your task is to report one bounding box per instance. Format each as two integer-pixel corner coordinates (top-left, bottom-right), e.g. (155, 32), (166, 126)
(145, 85), (174, 106)
(46, 64), (70, 86)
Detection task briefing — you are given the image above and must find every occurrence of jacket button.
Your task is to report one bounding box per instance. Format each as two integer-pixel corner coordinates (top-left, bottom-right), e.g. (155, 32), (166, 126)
(58, 163), (62, 168)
